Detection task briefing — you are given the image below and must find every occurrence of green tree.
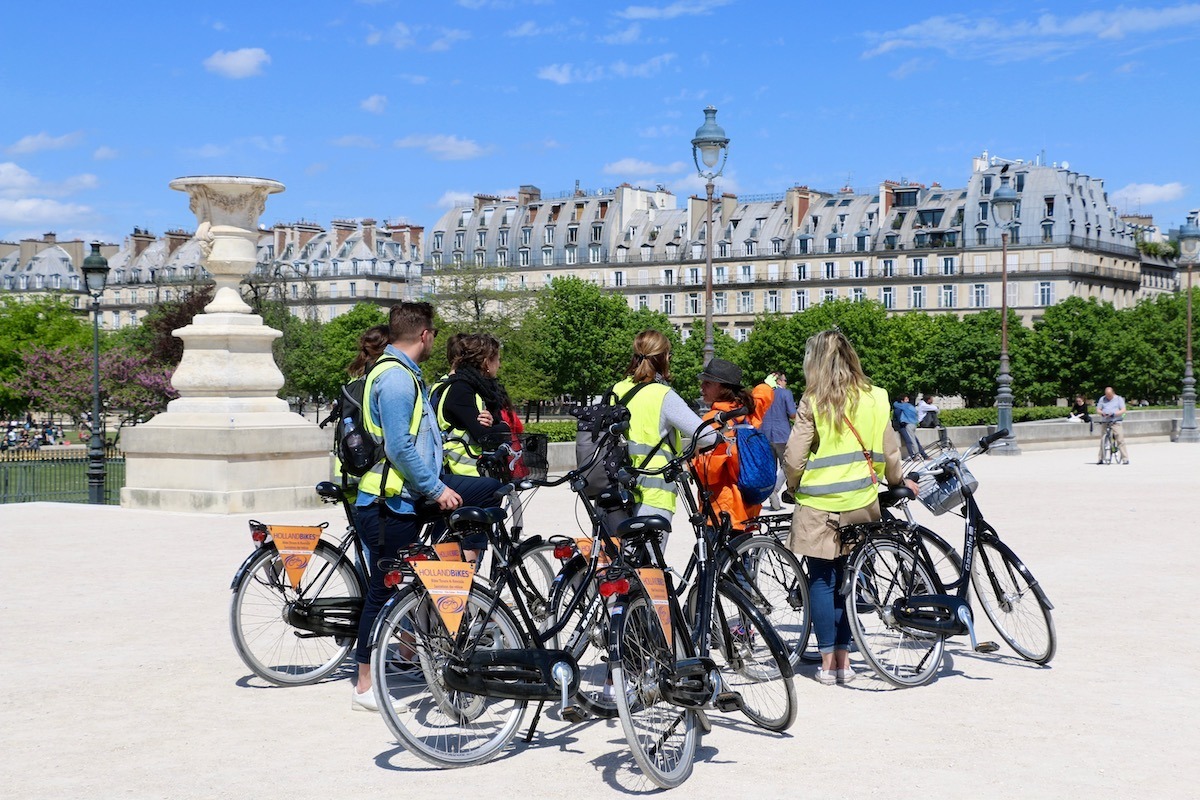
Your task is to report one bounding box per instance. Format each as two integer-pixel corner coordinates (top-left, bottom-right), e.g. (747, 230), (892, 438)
(0, 294), (91, 414)
(670, 319), (740, 404)
(523, 277), (633, 401)
(1026, 296), (1119, 404)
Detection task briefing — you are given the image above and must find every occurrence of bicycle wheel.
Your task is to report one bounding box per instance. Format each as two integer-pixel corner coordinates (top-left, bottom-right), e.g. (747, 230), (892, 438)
(372, 584), (528, 768)
(230, 542), (361, 686)
(496, 541), (557, 629)
(704, 580), (796, 732)
(724, 535), (810, 669)
(611, 591), (698, 789)
(971, 538), (1056, 664)
(548, 561), (616, 719)
(915, 527), (963, 591)
(846, 537), (945, 688)
(1100, 429), (1113, 464)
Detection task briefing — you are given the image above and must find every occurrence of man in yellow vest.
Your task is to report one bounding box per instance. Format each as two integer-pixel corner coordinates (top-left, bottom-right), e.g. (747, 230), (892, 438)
(351, 302), (501, 712)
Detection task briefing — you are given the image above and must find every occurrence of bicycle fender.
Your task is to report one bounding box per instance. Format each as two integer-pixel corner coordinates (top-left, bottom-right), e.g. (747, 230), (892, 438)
(367, 586), (420, 650)
(717, 580), (795, 679)
(979, 529), (1054, 610)
(229, 546), (274, 590)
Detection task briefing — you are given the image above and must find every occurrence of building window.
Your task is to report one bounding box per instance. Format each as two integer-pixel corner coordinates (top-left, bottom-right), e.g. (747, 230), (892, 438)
(910, 258), (925, 277)
(796, 238), (810, 255)
(765, 290), (780, 312)
(662, 268), (675, 285)
(881, 286), (895, 309)
(567, 226), (578, 244)
(592, 224), (603, 243)
(542, 247), (553, 266)
(496, 275), (508, 291)
(821, 288), (837, 304)
(738, 290), (754, 313)
(714, 292), (727, 313)
(565, 247), (577, 265)
(638, 269), (648, 285)
(521, 228), (532, 245)
(856, 235), (868, 252)
(734, 327), (749, 343)
(745, 241), (756, 256)
(1042, 222), (1054, 243)
(349, 281), (357, 297)
(772, 239), (783, 255)
(474, 250), (485, 267)
(718, 242), (729, 258)
(613, 270), (625, 287)
(983, 175), (993, 194)
(497, 249), (508, 268)
(827, 235), (839, 253)
(636, 294), (649, 310)
(453, 232), (464, 250)
(686, 292), (701, 315)
(544, 226), (555, 245)
(433, 232), (444, 250)
(971, 283), (989, 308)
(739, 264), (753, 282)
(662, 294), (675, 314)
(715, 265), (728, 284)
(793, 289), (809, 311)
(329, 284), (339, 299)
(498, 229), (509, 247)
(978, 201), (989, 222)
(688, 267), (701, 284)
(910, 286), (926, 309)
(853, 260), (866, 279)
(823, 262), (836, 279)
(941, 257), (957, 275)
(476, 231), (487, 248)
(881, 259), (895, 277)
(290, 284), (298, 299)
(796, 262), (809, 281)
(1038, 281), (1054, 306)
(939, 284), (956, 308)
(852, 287), (866, 302)
(519, 249), (530, 267)
(589, 245), (601, 263)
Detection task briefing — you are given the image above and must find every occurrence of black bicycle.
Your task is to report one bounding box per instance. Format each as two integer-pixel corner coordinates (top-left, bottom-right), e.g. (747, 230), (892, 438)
(1098, 418), (1123, 465)
(840, 429), (1057, 687)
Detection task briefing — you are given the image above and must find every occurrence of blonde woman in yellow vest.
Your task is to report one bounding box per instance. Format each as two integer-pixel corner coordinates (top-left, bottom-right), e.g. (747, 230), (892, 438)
(611, 330), (717, 530)
(783, 330), (919, 687)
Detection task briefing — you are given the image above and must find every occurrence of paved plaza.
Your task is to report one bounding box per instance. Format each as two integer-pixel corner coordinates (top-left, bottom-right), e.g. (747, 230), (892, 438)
(2, 441), (1198, 798)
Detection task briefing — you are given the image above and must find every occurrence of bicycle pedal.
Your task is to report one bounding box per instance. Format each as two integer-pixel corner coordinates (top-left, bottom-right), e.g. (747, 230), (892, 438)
(975, 641), (1000, 653)
(560, 703), (589, 724)
(714, 690), (744, 713)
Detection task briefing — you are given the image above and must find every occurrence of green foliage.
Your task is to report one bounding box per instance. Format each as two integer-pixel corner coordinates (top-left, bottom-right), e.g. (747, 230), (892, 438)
(0, 295), (91, 414)
(938, 405), (1073, 427)
(1137, 239), (1179, 259)
(523, 420), (577, 442)
(670, 319), (741, 403)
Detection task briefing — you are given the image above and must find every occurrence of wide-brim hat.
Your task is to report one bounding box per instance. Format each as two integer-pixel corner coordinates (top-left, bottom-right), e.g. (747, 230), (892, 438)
(698, 358), (743, 387)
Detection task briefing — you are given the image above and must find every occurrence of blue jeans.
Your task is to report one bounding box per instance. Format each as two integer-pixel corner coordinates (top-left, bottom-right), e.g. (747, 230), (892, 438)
(808, 556), (851, 654)
(354, 473), (501, 665)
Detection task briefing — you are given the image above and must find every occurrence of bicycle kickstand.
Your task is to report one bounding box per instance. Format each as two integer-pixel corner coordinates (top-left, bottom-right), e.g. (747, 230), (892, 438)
(956, 605), (1000, 654)
(523, 700), (546, 743)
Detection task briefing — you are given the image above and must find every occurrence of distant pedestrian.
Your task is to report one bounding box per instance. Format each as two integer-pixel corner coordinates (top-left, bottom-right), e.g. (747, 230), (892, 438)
(1069, 394), (1093, 432)
(916, 395), (940, 428)
(761, 371), (797, 510)
(891, 394), (926, 460)
(1096, 386), (1129, 464)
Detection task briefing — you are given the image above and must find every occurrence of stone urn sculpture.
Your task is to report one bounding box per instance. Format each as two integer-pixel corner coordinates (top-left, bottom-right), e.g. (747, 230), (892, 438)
(120, 176), (328, 513)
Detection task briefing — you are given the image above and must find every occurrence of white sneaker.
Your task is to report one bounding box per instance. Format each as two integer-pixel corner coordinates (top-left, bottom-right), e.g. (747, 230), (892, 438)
(351, 684), (378, 713)
(835, 665), (857, 685)
(815, 668), (836, 686)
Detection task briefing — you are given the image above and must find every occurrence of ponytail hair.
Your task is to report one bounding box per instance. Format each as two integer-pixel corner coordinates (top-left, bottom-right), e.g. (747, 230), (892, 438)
(626, 329), (671, 383)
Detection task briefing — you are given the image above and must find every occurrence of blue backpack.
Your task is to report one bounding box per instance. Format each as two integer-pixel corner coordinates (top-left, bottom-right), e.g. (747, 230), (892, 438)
(733, 422), (777, 506)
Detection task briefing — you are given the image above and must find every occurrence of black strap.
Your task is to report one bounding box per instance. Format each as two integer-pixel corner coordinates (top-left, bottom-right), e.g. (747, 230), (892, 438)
(617, 380), (671, 467)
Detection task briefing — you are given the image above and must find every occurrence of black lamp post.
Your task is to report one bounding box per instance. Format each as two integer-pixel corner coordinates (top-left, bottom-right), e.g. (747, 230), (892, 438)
(989, 174), (1021, 454)
(1176, 214), (1199, 443)
(81, 242), (110, 503)
(691, 106), (729, 364)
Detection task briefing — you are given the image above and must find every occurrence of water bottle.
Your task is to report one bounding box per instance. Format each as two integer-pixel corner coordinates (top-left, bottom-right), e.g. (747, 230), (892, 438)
(341, 417), (372, 475)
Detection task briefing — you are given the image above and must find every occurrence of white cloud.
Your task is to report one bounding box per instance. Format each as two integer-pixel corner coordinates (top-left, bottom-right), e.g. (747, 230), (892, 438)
(246, 135), (287, 153)
(397, 73), (428, 84)
(603, 158), (687, 176)
(394, 134), (489, 161)
(889, 57), (932, 80)
(618, 0), (732, 20)
(669, 171), (741, 197)
(1111, 181), (1185, 208)
(305, 162), (329, 176)
(360, 94), (388, 114)
(430, 28), (471, 51)
(437, 191), (475, 208)
(92, 146), (119, 160)
(864, 6), (1200, 62)
(331, 134), (379, 149)
(506, 20), (565, 37)
(600, 23), (641, 44)
(638, 124), (679, 138)
(203, 47), (270, 78)
(6, 131), (84, 156)
(537, 54), (673, 84)
(0, 198), (93, 228)
(0, 162), (97, 199)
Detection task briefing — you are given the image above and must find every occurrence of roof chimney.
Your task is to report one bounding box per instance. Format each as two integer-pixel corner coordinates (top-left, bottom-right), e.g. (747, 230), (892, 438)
(517, 185), (541, 206)
(361, 218), (376, 253)
(130, 227), (155, 258)
(332, 219), (356, 250)
(164, 229), (192, 256)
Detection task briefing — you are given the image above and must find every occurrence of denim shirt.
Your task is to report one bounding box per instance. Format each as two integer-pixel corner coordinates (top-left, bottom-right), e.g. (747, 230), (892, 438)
(355, 345), (446, 514)
(893, 401), (918, 425)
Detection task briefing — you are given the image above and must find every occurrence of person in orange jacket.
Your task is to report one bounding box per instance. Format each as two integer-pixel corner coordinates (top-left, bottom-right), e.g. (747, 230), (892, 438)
(693, 358), (775, 532)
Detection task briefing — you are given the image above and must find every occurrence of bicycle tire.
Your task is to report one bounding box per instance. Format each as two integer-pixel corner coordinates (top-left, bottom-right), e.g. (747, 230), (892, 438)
(547, 559), (617, 719)
(845, 536), (945, 688)
(703, 580), (797, 732)
(611, 590), (699, 789)
(723, 534), (811, 669)
(915, 526), (963, 591)
(229, 542), (361, 686)
(371, 584), (528, 768)
(971, 537), (1056, 664)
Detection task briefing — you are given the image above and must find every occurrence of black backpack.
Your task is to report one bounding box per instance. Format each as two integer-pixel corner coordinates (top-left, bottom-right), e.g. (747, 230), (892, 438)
(571, 382), (666, 498)
(321, 356), (403, 479)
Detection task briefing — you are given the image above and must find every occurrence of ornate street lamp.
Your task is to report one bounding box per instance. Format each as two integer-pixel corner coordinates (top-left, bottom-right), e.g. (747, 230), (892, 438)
(80, 243), (110, 503)
(990, 173), (1021, 454)
(691, 106), (729, 364)
(1176, 214), (1199, 443)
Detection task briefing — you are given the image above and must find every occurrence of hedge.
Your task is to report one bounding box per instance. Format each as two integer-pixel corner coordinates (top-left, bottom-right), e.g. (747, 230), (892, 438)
(524, 421), (577, 442)
(937, 406), (1073, 427)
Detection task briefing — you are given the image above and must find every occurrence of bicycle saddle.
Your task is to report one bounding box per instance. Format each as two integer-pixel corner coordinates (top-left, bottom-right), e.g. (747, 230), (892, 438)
(314, 481), (344, 503)
(448, 505), (507, 531)
(596, 486), (632, 511)
(878, 486), (915, 507)
(615, 514), (671, 543)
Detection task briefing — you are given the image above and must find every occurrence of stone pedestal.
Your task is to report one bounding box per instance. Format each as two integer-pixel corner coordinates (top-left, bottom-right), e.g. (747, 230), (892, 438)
(121, 176), (329, 513)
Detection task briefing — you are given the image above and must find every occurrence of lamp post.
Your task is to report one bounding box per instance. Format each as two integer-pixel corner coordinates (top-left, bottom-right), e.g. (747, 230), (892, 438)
(691, 106), (729, 364)
(989, 174), (1021, 454)
(80, 242), (110, 503)
(1176, 214), (1199, 443)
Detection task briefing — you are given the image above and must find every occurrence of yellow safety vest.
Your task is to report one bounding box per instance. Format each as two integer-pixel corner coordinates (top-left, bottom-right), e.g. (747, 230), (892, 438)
(613, 378), (677, 513)
(435, 379), (485, 477)
(358, 360), (423, 498)
(796, 385), (889, 512)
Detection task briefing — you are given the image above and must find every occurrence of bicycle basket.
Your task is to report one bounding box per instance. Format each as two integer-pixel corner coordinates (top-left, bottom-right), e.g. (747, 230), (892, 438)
(475, 431), (549, 482)
(917, 454), (979, 516)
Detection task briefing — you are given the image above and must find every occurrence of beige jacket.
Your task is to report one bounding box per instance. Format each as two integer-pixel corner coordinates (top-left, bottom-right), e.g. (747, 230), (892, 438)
(783, 396), (904, 561)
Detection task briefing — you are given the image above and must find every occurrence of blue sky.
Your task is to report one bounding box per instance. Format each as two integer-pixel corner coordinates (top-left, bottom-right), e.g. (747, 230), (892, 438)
(2, 0), (1199, 245)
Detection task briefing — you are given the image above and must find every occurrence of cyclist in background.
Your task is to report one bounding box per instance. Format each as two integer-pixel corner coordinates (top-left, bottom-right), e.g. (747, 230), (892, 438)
(1096, 386), (1129, 465)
